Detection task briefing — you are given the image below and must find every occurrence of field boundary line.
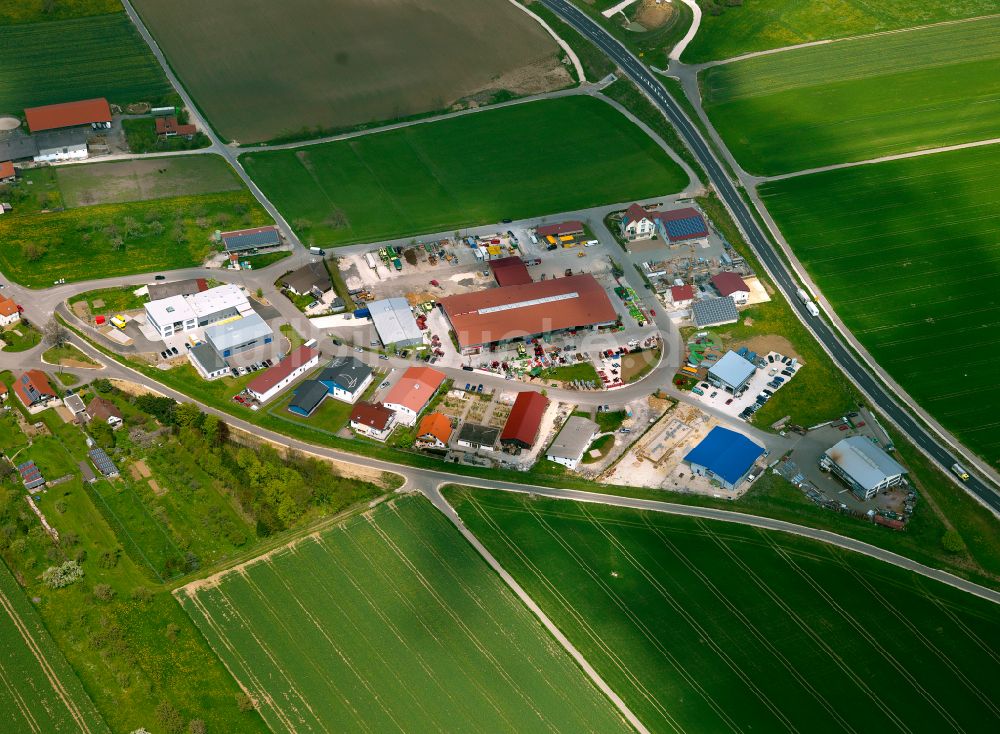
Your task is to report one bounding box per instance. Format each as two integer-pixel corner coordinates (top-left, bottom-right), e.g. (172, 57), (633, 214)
(759, 138), (1000, 183)
(429, 487), (652, 734)
(698, 522), (912, 733)
(576, 505), (796, 732)
(505, 0), (585, 82)
(760, 532), (964, 731)
(641, 515), (858, 733)
(696, 12), (1000, 69)
(461, 496), (678, 732)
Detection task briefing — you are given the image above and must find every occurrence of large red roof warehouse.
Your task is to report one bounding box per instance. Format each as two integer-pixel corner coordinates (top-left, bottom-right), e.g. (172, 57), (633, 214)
(439, 274), (616, 350)
(25, 98), (111, 133)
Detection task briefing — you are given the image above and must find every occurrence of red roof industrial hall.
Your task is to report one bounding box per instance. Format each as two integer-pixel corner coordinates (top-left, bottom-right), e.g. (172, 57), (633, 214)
(500, 391), (549, 450)
(25, 98), (111, 133)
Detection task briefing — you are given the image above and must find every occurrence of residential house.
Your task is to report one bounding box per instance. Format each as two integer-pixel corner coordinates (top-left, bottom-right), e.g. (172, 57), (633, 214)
(456, 423), (499, 450)
(383, 366), (445, 426)
(155, 116), (196, 138)
(654, 207), (709, 245)
(669, 285), (694, 309)
(318, 356), (373, 404)
(546, 416), (598, 470)
(0, 382), (7, 402)
(62, 393), (87, 419)
(282, 261), (331, 297)
(13, 370), (56, 410)
(86, 397), (123, 427)
(0, 295), (20, 327)
(350, 401), (396, 441)
(416, 412), (452, 449)
(620, 203), (657, 241)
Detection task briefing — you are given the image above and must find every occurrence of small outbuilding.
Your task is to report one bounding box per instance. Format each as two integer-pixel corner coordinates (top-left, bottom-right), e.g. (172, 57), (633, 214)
(456, 422), (500, 450)
(287, 380), (329, 417)
(711, 273), (750, 305)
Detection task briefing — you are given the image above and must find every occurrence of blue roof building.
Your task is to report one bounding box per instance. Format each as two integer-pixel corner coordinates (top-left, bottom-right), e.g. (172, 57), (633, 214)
(683, 427), (764, 490)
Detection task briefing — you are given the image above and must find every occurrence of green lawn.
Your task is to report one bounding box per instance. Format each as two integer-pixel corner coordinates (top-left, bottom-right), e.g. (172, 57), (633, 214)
(0, 191), (271, 288)
(178, 494), (633, 733)
(42, 343), (100, 367)
(760, 143), (1000, 468)
(0, 12), (174, 114)
(565, 0), (694, 69)
(68, 285), (148, 314)
(244, 249), (292, 270)
(241, 95), (689, 247)
(582, 433), (614, 463)
(595, 409), (628, 433)
(547, 362), (599, 384)
(447, 487), (1000, 733)
(0, 0), (121, 25)
(1, 322), (41, 352)
(0, 561), (109, 733)
(701, 16), (1000, 175)
(683, 0), (1000, 63)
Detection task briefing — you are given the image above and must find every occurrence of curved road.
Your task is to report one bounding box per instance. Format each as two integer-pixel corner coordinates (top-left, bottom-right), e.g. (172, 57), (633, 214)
(540, 0), (1000, 514)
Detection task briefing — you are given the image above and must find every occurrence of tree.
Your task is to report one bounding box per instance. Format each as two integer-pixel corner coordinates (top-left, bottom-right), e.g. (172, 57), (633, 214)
(93, 583), (115, 602)
(174, 402), (203, 429)
(189, 720), (206, 734)
(44, 318), (71, 347)
(942, 529), (966, 553)
(23, 242), (47, 262)
(235, 693), (256, 712)
(156, 701), (185, 734)
(42, 560), (83, 588)
(201, 414), (226, 447)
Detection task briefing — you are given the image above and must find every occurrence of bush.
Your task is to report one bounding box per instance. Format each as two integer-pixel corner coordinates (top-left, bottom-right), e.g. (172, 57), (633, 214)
(42, 560), (84, 588)
(93, 583), (116, 602)
(941, 529), (966, 553)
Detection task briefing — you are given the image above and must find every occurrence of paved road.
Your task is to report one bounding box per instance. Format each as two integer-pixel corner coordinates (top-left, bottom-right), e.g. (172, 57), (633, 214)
(19, 330), (998, 605)
(539, 0), (1000, 515)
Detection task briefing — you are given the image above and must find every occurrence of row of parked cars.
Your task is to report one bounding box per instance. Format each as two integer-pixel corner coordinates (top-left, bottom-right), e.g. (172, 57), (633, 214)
(159, 346), (179, 360)
(229, 359), (274, 378)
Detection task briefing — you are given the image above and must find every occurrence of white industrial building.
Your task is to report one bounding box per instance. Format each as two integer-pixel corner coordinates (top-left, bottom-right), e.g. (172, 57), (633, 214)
(246, 345), (320, 403)
(821, 436), (908, 500)
(144, 284), (254, 338)
(33, 130), (89, 163)
(369, 297), (423, 348)
(188, 342), (230, 380)
(204, 313), (273, 358)
(546, 416), (598, 470)
(707, 351), (756, 394)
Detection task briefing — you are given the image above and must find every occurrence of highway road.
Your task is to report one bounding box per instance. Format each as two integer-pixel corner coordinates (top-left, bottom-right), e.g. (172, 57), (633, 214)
(540, 0), (1000, 514)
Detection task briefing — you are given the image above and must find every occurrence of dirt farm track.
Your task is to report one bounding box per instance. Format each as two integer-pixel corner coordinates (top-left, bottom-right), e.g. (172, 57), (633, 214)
(132, 0), (570, 143)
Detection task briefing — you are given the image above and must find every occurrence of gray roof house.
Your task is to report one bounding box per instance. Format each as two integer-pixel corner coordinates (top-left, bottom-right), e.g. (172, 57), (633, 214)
(546, 416), (599, 469)
(282, 262), (331, 296)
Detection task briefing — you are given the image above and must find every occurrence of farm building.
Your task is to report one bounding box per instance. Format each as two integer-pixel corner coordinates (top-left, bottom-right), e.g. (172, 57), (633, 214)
(683, 426), (764, 491)
(287, 380), (329, 417)
(155, 116), (196, 138)
(25, 98), (111, 133)
(220, 226), (281, 253)
(439, 274), (616, 353)
(416, 412), (452, 449)
(536, 220), (584, 239)
(655, 208), (709, 244)
(500, 391), (549, 453)
(707, 351), (756, 394)
(318, 356), (373, 403)
(144, 283), (253, 338)
(62, 393), (87, 419)
(490, 256), (532, 287)
(669, 285), (694, 308)
(369, 298), (423, 348)
(88, 447), (119, 478)
(188, 342), (230, 380)
(0, 295), (21, 327)
(203, 312), (273, 358)
(0, 160), (14, 183)
(383, 366), (445, 426)
(712, 273), (750, 305)
(692, 297), (738, 328)
(14, 370), (55, 409)
(821, 436), (908, 501)
(620, 203), (657, 241)
(546, 416), (598, 470)
(33, 129), (88, 163)
(147, 278), (207, 301)
(349, 401), (396, 441)
(456, 422), (500, 450)
(0, 135), (38, 163)
(282, 262), (331, 297)
(246, 344), (319, 403)
(86, 397), (123, 427)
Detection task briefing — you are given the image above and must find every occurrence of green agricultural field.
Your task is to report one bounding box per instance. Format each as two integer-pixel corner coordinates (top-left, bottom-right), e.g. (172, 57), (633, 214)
(242, 96), (689, 246)
(0, 190), (271, 288)
(0, 561), (109, 733)
(683, 0), (1000, 62)
(702, 16), (1000, 175)
(132, 0), (568, 143)
(760, 144), (1000, 468)
(0, 13), (173, 114)
(178, 495), (632, 733)
(0, 0), (121, 25)
(448, 488), (1000, 733)
(55, 156), (242, 208)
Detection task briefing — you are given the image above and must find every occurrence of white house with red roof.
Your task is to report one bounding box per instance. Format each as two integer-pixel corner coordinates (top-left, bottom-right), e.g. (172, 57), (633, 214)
(620, 203), (657, 241)
(669, 284), (695, 308)
(0, 296), (20, 327)
(246, 345), (319, 403)
(711, 273), (750, 305)
(383, 366), (445, 426)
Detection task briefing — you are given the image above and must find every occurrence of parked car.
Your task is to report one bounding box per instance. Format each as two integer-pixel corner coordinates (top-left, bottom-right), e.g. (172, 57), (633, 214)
(477, 384), (484, 392)
(725, 397), (734, 405)
(379, 355), (389, 360)
(767, 354), (775, 363)
(154, 275), (166, 280)
(709, 391), (718, 399)
(354, 347), (364, 352)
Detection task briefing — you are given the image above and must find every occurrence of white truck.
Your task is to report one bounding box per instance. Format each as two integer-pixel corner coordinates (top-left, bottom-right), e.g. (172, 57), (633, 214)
(309, 246), (325, 256)
(796, 288), (811, 304)
(805, 301), (820, 317)
(364, 252), (378, 270)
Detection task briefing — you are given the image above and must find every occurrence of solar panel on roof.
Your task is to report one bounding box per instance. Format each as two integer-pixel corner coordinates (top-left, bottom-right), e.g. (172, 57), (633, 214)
(89, 448), (118, 476)
(664, 216), (707, 240)
(222, 229), (280, 251)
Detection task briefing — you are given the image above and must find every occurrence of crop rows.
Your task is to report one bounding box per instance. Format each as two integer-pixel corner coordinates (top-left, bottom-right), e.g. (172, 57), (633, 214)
(448, 488), (1000, 733)
(702, 15), (1000, 174)
(178, 496), (630, 733)
(760, 143), (1000, 466)
(0, 13), (173, 114)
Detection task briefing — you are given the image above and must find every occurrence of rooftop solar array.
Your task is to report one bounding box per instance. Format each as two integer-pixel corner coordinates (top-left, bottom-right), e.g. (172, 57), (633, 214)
(89, 448), (119, 477)
(17, 460), (45, 489)
(664, 215), (708, 241)
(222, 228), (281, 252)
(692, 297), (738, 327)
